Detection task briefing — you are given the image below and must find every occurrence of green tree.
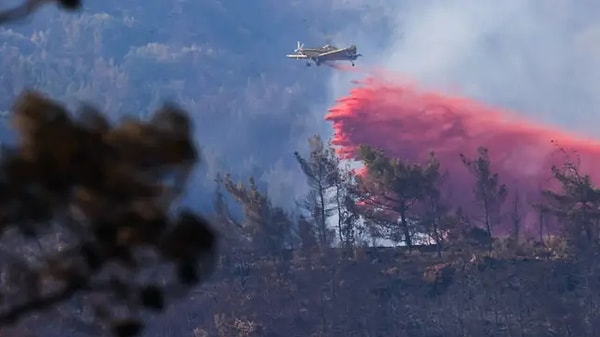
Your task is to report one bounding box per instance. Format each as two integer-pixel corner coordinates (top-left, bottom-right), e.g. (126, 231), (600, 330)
(294, 135), (338, 247)
(212, 180), (244, 252)
(539, 157), (600, 252)
(335, 165), (361, 248)
(354, 145), (437, 251)
(416, 158), (453, 257)
(218, 174), (296, 255)
(297, 214), (318, 252)
(460, 147), (507, 239)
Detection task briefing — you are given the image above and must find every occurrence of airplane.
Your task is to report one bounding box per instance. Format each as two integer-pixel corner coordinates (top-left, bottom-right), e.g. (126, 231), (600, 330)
(286, 41), (362, 67)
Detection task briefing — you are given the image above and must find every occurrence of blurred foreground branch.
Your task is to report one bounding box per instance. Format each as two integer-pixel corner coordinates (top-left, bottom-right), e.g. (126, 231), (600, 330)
(0, 0), (80, 25)
(0, 90), (216, 337)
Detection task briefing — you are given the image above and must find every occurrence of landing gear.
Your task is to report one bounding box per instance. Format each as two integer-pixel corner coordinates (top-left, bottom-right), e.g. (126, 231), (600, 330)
(306, 62), (311, 67)
(351, 61), (355, 67)
(315, 60), (321, 66)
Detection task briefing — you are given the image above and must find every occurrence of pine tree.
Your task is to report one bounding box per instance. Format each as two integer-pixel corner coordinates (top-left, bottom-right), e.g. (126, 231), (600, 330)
(218, 174), (295, 254)
(460, 147), (507, 239)
(354, 145), (436, 251)
(538, 156), (600, 252)
(294, 135), (338, 247)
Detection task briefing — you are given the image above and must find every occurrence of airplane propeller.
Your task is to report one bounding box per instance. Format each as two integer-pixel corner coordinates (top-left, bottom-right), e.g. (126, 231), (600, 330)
(295, 41), (304, 52)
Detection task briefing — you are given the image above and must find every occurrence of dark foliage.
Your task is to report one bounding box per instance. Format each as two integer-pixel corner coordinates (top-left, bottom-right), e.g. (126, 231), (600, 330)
(0, 4), (217, 336)
(0, 0), (81, 25)
(0, 91), (216, 336)
(460, 147), (507, 239)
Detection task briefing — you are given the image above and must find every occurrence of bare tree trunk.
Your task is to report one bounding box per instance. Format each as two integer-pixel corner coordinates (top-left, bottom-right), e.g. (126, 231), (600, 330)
(400, 207), (412, 251)
(318, 182), (327, 247)
(335, 184), (345, 245)
(538, 210), (546, 245)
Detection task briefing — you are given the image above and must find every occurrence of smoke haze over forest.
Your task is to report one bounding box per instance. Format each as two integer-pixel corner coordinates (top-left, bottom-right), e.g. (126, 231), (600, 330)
(2, 1), (600, 213)
(6, 2), (600, 337)
(334, 1), (600, 136)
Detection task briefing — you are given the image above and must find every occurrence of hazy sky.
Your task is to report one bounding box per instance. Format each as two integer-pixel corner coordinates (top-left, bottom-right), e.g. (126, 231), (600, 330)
(327, 1), (600, 138)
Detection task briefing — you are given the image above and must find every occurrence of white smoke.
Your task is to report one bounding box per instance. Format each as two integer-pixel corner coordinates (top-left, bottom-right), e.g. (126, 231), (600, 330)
(327, 0), (600, 137)
(270, 1), (600, 211)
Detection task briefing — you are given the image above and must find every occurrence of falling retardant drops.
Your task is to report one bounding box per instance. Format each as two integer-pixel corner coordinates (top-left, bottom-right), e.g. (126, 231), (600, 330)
(325, 75), (600, 235)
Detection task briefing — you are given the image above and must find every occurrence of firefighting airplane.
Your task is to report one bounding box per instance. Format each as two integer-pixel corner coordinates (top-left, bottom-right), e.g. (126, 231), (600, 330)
(286, 41), (362, 67)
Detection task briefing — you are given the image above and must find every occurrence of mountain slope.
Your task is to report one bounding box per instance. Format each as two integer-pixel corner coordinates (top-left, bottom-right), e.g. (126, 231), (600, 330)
(0, 0), (393, 210)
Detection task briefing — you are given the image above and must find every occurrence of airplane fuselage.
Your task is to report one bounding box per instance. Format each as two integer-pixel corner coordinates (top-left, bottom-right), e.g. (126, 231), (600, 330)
(303, 49), (360, 66)
(287, 42), (361, 67)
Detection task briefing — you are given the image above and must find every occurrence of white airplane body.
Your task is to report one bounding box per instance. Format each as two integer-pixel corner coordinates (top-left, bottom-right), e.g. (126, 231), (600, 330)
(286, 41), (362, 67)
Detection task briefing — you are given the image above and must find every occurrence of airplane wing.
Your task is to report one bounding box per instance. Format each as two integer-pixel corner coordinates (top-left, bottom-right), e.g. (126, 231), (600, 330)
(286, 54), (308, 59)
(318, 49), (345, 57)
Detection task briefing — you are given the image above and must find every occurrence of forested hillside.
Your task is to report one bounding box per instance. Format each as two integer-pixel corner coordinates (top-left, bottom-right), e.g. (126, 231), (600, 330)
(0, 0), (391, 210)
(120, 134), (597, 337)
(176, 135), (598, 337)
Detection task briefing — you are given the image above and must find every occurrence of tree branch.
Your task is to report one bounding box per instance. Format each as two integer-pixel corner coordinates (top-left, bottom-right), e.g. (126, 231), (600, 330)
(0, 0), (80, 26)
(0, 0), (51, 25)
(0, 276), (86, 326)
